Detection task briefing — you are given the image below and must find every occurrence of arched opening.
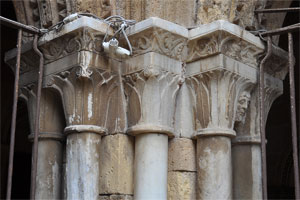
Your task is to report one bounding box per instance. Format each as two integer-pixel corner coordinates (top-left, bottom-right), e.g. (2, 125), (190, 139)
(1, 1), (32, 199)
(266, 0), (299, 199)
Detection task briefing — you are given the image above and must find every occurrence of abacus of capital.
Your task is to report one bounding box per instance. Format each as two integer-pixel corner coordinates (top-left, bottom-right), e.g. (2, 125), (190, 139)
(5, 15), (288, 200)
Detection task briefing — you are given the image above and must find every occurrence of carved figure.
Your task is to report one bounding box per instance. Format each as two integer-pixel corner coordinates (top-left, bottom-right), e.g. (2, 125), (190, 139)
(235, 91), (251, 123)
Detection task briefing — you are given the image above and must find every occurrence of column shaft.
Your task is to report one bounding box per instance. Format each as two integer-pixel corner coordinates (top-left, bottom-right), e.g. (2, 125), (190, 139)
(197, 136), (232, 199)
(134, 133), (168, 200)
(232, 144), (262, 199)
(36, 139), (63, 199)
(66, 133), (101, 200)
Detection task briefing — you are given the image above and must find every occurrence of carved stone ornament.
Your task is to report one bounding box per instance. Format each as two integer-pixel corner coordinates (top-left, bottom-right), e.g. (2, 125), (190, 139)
(40, 28), (104, 63)
(233, 71), (284, 145)
(128, 27), (188, 61)
(46, 66), (118, 134)
(187, 32), (264, 67)
(123, 67), (181, 136)
(186, 69), (254, 137)
(235, 90), (251, 124)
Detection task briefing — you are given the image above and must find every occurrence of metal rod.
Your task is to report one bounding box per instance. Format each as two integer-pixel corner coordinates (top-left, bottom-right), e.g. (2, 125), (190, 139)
(260, 36), (272, 200)
(255, 7), (300, 13)
(0, 16), (39, 34)
(288, 32), (300, 199)
(260, 23), (300, 37)
(30, 34), (44, 200)
(6, 29), (22, 200)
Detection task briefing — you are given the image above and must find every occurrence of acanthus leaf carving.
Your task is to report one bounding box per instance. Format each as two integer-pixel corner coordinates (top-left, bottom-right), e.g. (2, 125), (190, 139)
(46, 67), (118, 130)
(186, 69), (254, 135)
(123, 68), (181, 135)
(40, 28), (104, 63)
(186, 32), (264, 67)
(129, 28), (188, 60)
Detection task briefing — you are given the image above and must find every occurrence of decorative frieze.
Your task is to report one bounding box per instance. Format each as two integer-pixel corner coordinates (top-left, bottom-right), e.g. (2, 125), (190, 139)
(40, 28), (105, 63)
(187, 23), (265, 66)
(129, 28), (188, 61)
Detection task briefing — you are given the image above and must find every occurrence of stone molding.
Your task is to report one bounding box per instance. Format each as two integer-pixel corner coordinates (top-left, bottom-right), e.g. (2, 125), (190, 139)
(28, 132), (65, 141)
(64, 125), (107, 135)
(232, 135), (261, 145)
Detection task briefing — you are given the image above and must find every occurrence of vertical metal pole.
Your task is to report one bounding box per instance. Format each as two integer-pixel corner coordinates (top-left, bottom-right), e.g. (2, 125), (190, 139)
(260, 36), (272, 200)
(30, 34), (44, 200)
(288, 32), (300, 199)
(6, 29), (22, 200)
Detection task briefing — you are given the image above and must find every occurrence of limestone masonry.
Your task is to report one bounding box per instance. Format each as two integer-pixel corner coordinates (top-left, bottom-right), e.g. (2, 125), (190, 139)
(5, 0), (291, 199)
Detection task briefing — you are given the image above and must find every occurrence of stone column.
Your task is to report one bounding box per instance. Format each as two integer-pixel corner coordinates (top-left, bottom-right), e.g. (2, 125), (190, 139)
(168, 83), (197, 200)
(47, 65), (118, 199)
(38, 18), (114, 200)
(123, 18), (188, 199)
(98, 59), (134, 200)
(123, 67), (181, 200)
(20, 86), (65, 199)
(187, 69), (254, 199)
(232, 46), (288, 199)
(186, 20), (265, 199)
(232, 87), (262, 200)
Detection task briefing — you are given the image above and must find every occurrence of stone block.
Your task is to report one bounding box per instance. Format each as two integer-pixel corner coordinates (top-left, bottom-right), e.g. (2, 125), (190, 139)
(99, 194), (133, 200)
(168, 138), (196, 172)
(99, 134), (134, 194)
(167, 171), (197, 200)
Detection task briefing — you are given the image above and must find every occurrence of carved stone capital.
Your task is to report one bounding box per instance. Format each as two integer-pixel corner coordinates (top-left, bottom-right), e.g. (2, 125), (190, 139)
(186, 68), (254, 137)
(39, 27), (106, 64)
(19, 84), (65, 136)
(46, 67), (118, 134)
(123, 60), (181, 136)
(187, 20), (265, 66)
(233, 73), (283, 144)
(125, 17), (188, 61)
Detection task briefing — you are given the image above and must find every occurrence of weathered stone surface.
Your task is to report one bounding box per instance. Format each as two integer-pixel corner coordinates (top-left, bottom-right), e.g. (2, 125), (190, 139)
(232, 144), (262, 200)
(134, 134), (168, 200)
(99, 194), (133, 200)
(66, 133), (101, 200)
(168, 171), (196, 200)
(168, 138), (196, 172)
(197, 136), (232, 199)
(99, 134), (134, 195)
(36, 140), (63, 199)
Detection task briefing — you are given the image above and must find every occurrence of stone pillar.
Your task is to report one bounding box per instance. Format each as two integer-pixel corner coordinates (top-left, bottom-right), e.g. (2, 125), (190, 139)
(20, 86), (65, 199)
(99, 134), (134, 197)
(185, 20), (265, 199)
(123, 64), (181, 199)
(98, 59), (134, 199)
(168, 83), (197, 200)
(39, 19), (114, 200)
(134, 133), (168, 199)
(232, 46), (288, 199)
(124, 18), (187, 199)
(47, 65), (118, 199)
(167, 138), (197, 200)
